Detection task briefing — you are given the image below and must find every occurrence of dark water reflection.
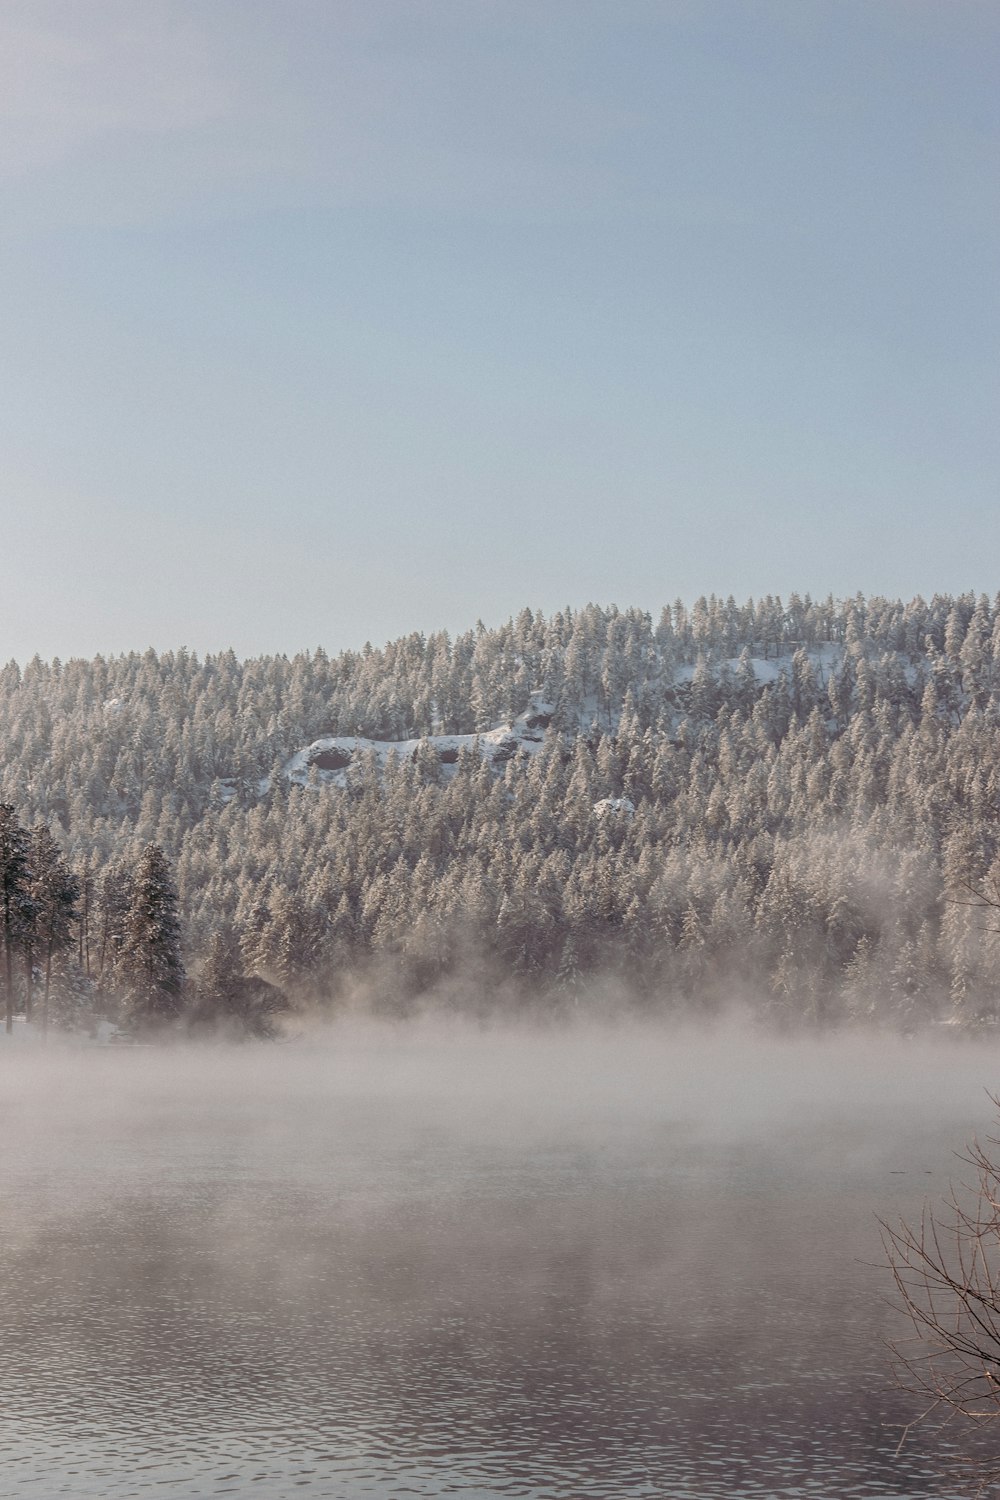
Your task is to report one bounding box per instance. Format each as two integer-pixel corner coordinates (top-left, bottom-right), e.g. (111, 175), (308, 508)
(0, 1023), (997, 1498)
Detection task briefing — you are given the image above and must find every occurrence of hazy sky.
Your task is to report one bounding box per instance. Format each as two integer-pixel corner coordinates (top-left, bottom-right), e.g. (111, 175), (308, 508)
(1, 0), (997, 664)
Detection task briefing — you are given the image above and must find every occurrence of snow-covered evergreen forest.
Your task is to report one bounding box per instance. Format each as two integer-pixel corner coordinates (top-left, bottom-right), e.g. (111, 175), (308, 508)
(2, 591), (1000, 1030)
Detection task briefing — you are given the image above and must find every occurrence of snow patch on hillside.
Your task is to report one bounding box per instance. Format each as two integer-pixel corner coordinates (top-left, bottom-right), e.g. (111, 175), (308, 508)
(282, 701), (556, 789)
(673, 642), (843, 687)
(593, 797), (635, 817)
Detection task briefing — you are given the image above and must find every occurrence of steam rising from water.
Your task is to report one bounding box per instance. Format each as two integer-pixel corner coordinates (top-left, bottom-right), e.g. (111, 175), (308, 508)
(1, 1020), (998, 1498)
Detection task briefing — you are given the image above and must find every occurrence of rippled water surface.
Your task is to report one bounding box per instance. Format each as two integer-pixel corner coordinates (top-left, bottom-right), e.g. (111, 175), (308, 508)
(1, 1022), (998, 1498)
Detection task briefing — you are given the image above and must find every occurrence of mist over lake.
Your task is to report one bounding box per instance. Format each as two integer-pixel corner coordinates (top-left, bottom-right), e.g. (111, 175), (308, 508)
(1, 1021), (996, 1499)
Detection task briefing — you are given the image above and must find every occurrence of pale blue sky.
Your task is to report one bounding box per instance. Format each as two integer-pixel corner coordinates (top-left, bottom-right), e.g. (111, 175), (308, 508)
(1, 0), (997, 663)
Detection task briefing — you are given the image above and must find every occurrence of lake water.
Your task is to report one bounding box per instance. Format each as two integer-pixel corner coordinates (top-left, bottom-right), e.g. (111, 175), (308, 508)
(1, 1021), (998, 1499)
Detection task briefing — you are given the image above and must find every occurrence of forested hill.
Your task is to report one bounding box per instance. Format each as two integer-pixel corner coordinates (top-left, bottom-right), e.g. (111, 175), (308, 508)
(3, 592), (1000, 1028)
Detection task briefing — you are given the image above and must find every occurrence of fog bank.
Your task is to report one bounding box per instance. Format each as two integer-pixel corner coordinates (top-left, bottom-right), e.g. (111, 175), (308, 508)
(2, 1020), (998, 1497)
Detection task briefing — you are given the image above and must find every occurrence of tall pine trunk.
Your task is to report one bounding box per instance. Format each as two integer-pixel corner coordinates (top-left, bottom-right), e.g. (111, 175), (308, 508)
(43, 946), (52, 1039)
(23, 944), (33, 1022)
(3, 926), (11, 1034)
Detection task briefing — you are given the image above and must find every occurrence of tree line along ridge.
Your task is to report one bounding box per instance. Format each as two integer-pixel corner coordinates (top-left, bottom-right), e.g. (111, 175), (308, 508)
(1, 592), (999, 1031)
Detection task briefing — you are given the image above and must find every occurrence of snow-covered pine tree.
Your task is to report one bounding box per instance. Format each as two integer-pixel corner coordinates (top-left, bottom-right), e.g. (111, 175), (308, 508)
(0, 805), (33, 1033)
(117, 843), (185, 1031)
(27, 825), (78, 1032)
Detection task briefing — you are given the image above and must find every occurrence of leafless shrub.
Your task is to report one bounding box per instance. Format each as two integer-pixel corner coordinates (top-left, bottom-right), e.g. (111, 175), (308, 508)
(881, 1106), (1000, 1493)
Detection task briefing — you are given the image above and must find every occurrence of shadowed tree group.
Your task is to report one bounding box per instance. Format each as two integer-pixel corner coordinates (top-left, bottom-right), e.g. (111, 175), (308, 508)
(0, 808), (284, 1038)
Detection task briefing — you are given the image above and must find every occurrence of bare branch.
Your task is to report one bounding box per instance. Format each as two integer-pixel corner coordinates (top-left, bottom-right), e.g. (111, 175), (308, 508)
(882, 1109), (1000, 1491)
